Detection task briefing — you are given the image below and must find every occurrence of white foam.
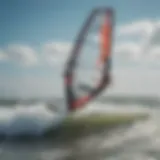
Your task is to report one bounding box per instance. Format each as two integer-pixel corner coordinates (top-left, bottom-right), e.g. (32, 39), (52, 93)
(0, 102), (158, 160)
(87, 107), (160, 160)
(72, 105), (160, 160)
(0, 103), (64, 136)
(0, 102), (150, 136)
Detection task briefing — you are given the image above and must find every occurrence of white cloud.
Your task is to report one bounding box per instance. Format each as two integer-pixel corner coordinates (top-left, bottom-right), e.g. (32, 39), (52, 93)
(39, 21), (160, 69)
(43, 42), (71, 54)
(6, 44), (38, 67)
(114, 19), (160, 64)
(42, 41), (72, 67)
(113, 41), (141, 61)
(117, 20), (154, 38)
(0, 41), (72, 68)
(87, 19), (160, 65)
(0, 49), (8, 61)
(1, 19), (160, 69)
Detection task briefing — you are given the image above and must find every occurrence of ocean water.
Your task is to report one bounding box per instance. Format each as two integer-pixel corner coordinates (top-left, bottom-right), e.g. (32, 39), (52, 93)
(0, 96), (159, 160)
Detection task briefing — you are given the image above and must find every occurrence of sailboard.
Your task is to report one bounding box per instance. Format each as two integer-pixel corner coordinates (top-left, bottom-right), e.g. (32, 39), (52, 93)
(63, 7), (149, 130)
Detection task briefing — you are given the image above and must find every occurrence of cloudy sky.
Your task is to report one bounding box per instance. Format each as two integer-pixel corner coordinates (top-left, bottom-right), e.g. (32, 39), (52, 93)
(1, 0), (160, 99)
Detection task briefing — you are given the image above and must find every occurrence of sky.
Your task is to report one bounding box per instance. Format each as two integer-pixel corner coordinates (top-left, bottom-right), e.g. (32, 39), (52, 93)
(1, 0), (160, 99)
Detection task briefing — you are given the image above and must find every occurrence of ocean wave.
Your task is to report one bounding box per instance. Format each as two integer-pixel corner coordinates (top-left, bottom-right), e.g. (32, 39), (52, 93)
(0, 101), (149, 141)
(0, 103), (63, 138)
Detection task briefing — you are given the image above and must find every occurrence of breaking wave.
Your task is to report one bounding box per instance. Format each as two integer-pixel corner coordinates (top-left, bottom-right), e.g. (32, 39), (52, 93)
(0, 97), (150, 140)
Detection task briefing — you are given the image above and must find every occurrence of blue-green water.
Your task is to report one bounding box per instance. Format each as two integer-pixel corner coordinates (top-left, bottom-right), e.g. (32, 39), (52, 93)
(0, 96), (158, 160)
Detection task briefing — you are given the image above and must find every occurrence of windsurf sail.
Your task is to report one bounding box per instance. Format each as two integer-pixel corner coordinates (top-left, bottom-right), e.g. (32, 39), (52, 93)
(64, 8), (115, 112)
